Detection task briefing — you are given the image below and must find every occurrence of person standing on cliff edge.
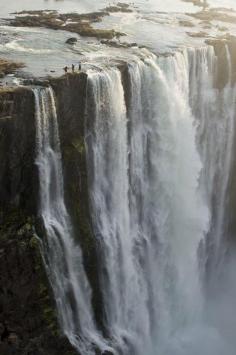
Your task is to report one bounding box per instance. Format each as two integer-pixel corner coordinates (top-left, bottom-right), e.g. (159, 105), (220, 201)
(63, 66), (68, 74)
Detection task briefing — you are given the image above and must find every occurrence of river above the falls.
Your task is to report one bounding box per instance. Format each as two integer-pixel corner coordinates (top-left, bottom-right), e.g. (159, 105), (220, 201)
(1, 0), (236, 79)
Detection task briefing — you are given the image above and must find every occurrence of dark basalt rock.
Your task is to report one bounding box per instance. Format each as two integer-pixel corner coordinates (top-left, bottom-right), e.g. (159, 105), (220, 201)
(66, 37), (78, 45)
(103, 3), (133, 13)
(0, 210), (78, 355)
(0, 87), (37, 217)
(22, 78), (50, 86)
(0, 85), (78, 355)
(0, 58), (24, 77)
(100, 39), (137, 48)
(0, 73), (111, 353)
(206, 35), (236, 89)
(50, 72), (105, 333)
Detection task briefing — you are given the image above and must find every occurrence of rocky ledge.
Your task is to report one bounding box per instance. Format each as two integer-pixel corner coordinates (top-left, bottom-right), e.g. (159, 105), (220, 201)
(188, 7), (236, 23)
(0, 58), (24, 79)
(182, 0), (209, 8)
(9, 3), (132, 40)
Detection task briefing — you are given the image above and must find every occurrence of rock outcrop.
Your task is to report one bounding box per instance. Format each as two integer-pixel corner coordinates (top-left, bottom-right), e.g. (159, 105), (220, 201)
(0, 86), (78, 354)
(0, 59), (23, 78)
(0, 71), (111, 353)
(10, 10), (125, 40)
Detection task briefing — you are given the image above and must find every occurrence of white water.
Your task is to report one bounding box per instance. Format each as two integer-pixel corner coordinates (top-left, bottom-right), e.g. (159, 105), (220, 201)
(33, 86), (113, 355)
(86, 45), (236, 355)
(188, 45), (236, 277)
(32, 43), (236, 355)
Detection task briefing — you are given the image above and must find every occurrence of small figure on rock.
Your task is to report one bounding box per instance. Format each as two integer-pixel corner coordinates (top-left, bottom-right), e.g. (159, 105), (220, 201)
(72, 64), (75, 73)
(79, 62), (82, 71)
(63, 66), (68, 74)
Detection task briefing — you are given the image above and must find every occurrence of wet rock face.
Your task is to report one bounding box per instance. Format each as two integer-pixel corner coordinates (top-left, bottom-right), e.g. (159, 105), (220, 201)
(0, 85), (79, 355)
(0, 213), (78, 355)
(50, 72), (105, 332)
(206, 35), (236, 89)
(0, 87), (38, 218)
(0, 74), (106, 354)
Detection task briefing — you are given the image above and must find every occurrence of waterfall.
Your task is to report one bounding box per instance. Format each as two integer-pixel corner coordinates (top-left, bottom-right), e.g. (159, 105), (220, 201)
(86, 45), (236, 355)
(86, 69), (151, 354)
(32, 43), (236, 355)
(33, 86), (113, 355)
(188, 46), (236, 278)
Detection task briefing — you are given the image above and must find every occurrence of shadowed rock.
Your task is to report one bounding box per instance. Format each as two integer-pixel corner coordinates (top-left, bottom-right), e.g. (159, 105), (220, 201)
(66, 37), (78, 45)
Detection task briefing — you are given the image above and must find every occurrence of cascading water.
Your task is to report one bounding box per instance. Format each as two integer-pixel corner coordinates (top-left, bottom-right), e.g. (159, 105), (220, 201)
(86, 45), (236, 355)
(33, 44), (236, 355)
(86, 68), (152, 355)
(33, 86), (112, 355)
(188, 45), (236, 276)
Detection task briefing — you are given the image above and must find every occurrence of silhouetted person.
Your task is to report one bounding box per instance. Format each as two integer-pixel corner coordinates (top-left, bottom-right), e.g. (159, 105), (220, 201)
(72, 64), (75, 73)
(79, 63), (82, 71)
(63, 66), (68, 73)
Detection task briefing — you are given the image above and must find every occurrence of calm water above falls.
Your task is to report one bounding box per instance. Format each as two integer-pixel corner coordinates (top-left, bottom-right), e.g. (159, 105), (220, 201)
(1, 0), (236, 77)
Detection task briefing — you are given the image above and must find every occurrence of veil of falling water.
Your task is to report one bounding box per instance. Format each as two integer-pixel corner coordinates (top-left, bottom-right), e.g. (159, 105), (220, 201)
(33, 43), (236, 355)
(33, 86), (113, 355)
(86, 45), (236, 355)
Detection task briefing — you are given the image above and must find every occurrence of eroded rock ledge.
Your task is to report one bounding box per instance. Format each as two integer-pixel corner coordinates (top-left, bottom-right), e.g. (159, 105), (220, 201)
(9, 4), (132, 40)
(188, 7), (236, 23)
(0, 58), (24, 79)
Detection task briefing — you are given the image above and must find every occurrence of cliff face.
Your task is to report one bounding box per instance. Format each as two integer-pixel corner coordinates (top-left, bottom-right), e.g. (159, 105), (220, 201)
(0, 72), (108, 354)
(0, 87), (37, 218)
(0, 82), (82, 355)
(50, 73), (104, 331)
(0, 41), (236, 354)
